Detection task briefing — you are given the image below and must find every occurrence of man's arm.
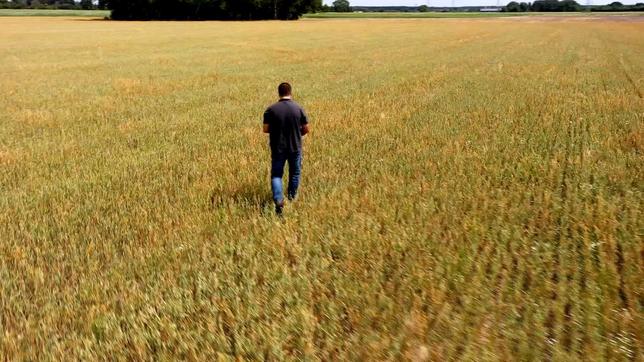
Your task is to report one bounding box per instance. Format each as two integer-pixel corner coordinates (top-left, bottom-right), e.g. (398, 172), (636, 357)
(263, 109), (271, 133)
(300, 108), (309, 136)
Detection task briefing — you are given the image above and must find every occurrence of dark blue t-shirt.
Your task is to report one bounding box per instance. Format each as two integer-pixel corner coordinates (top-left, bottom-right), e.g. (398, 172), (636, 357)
(263, 99), (308, 154)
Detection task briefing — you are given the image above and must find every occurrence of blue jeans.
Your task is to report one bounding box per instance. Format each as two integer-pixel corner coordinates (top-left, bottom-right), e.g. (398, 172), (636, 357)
(271, 150), (302, 204)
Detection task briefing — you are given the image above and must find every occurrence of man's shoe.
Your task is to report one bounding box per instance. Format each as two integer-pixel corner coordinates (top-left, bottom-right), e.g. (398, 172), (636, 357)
(275, 201), (284, 216)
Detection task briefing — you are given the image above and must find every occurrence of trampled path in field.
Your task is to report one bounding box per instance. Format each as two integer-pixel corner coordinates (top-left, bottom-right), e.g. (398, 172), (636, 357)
(0, 16), (642, 360)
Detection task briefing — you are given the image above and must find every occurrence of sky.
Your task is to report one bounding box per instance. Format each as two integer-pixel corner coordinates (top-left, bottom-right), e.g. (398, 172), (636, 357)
(323, 0), (639, 6)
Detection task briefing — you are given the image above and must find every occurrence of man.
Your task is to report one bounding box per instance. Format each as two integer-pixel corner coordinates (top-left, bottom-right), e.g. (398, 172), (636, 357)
(263, 82), (309, 215)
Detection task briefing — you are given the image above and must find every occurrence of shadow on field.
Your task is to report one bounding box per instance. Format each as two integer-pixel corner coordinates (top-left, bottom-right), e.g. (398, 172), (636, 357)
(209, 183), (273, 215)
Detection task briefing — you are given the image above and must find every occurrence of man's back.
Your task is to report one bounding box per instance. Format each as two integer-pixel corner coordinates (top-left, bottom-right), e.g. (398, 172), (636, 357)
(264, 99), (308, 154)
(263, 82), (309, 216)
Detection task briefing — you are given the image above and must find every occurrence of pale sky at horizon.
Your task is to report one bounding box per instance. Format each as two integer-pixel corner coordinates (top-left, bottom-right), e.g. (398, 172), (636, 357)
(324, 0), (639, 6)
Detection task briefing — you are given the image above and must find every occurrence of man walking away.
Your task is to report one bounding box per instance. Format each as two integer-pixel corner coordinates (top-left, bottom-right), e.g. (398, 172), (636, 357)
(263, 82), (309, 216)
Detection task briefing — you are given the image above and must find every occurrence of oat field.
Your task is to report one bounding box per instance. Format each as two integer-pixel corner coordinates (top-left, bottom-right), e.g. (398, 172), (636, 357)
(0, 16), (642, 360)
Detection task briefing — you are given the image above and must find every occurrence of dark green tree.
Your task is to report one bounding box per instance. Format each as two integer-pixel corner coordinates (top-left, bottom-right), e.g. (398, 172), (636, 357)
(56, 0), (78, 9)
(608, 1), (623, 9)
(531, 0), (579, 11)
(418, 4), (429, 12)
(505, 1), (529, 11)
(80, 0), (94, 10)
(10, 0), (28, 9)
(505, 1), (521, 11)
(332, 0), (350, 12)
(560, 0), (580, 11)
(106, 0), (320, 20)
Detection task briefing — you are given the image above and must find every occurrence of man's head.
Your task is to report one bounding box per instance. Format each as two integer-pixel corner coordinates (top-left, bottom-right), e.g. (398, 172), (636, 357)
(278, 82), (292, 98)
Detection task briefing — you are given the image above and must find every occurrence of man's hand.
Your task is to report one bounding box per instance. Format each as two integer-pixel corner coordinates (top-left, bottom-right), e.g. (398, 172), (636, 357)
(301, 124), (309, 136)
(263, 124), (270, 133)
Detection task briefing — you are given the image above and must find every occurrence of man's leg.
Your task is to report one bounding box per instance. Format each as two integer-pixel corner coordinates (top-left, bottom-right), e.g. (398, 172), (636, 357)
(271, 152), (287, 213)
(287, 150), (302, 201)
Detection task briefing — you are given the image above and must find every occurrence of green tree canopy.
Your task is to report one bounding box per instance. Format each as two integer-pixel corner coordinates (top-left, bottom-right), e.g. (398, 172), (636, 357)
(80, 0), (94, 10)
(505, 1), (521, 11)
(106, 0), (321, 20)
(332, 0), (351, 12)
(530, 0), (581, 11)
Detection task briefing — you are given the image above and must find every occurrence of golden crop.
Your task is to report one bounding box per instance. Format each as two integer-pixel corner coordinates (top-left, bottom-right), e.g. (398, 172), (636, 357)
(0, 16), (642, 360)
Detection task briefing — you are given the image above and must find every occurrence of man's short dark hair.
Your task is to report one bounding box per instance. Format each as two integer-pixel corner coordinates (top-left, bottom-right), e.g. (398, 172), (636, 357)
(278, 82), (292, 97)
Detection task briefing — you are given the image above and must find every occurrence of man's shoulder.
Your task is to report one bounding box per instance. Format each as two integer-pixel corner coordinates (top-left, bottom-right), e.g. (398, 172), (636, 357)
(267, 100), (305, 114)
(267, 101), (287, 111)
(286, 100), (305, 112)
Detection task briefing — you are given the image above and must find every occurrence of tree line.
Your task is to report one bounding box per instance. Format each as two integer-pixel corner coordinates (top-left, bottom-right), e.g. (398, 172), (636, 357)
(322, 0), (350, 12)
(0, 0), (323, 18)
(3, 0), (643, 16)
(108, 0), (322, 20)
(0, 0), (106, 9)
(503, 0), (644, 12)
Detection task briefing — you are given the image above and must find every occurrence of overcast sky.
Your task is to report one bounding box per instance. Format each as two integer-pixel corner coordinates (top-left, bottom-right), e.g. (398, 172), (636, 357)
(324, 0), (639, 6)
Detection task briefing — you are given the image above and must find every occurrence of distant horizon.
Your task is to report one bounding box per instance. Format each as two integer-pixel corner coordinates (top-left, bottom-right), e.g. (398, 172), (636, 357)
(323, 0), (641, 6)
